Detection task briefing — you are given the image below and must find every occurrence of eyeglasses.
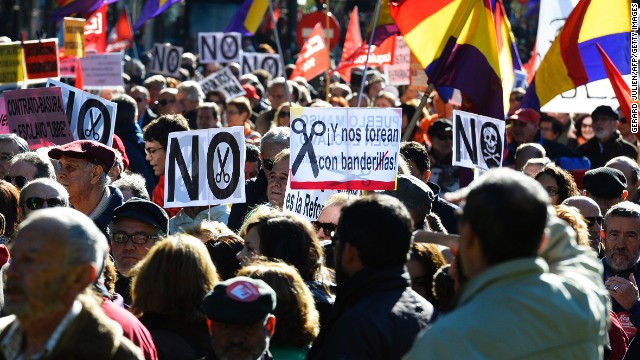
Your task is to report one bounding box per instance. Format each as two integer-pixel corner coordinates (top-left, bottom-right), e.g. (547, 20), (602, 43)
(155, 98), (176, 107)
(583, 216), (603, 227)
(263, 158), (274, 171)
(4, 175), (28, 189)
(545, 187), (559, 196)
(145, 147), (164, 156)
(278, 111), (290, 118)
(24, 197), (66, 210)
(312, 221), (337, 237)
(112, 233), (160, 244)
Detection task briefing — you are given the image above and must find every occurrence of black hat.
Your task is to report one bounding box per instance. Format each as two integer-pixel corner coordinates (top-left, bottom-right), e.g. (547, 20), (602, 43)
(383, 174), (435, 212)
(203, 277), (276, 325)
(111, 198), (169, 234)
(427, 119), (453, 138)
(591, 105), (618, 120)
(584, 167), (627, 199)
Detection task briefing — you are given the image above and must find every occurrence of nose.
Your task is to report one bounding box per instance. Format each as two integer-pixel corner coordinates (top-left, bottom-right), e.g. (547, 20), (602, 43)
(316, 228), (326, 240)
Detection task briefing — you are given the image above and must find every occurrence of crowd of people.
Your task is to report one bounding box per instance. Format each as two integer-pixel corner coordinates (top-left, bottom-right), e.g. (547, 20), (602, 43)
(0, 50), (637, 359)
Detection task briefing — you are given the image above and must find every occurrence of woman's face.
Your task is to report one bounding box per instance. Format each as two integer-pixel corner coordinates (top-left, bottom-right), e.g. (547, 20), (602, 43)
(226, 104), (246, 127)
(536, 173), (560, 205)
(277, 106), (291, 127)
(581, 116), (594, 140)
(237, 227), (261, 263)
(374, 97), (393, 108)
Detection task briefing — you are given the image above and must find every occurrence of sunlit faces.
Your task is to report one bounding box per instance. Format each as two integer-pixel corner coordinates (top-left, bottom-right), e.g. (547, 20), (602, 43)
(226, 104), (247, 127)
(145, 140), (166, 177)
(56, 156), (95, 204)
(580, 116), (595, 140)
(267, 159), (289, 209)
(510, 120), (538, 144)
(593, 115), (617, 142)
(237, 226), (261, 263)
(110, 217), (161, 277)
(197, 107), (220, 129)
(536, 173), (560, 205)
(0, 141), (22, 178)
(156, 92), (177, 116)
(605, 216), (640, 272)
(314, 205), (341, 240)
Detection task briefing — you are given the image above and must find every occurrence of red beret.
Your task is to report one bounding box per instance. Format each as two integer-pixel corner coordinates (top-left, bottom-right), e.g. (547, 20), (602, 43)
(111, 134), (130, 170)
(48, 140), (117, 173)
(509, 108), (540, 124)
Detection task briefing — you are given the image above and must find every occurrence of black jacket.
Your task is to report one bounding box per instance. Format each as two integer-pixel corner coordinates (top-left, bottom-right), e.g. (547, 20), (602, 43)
(307, 267), (435, 360)
(114, 121), (158, 196)
(227, 171), (268, 232)
(578, 132), (637, 169)
(427, 182), (460, 235)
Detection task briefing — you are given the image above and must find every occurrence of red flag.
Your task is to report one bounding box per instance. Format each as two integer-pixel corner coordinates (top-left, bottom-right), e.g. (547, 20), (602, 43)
(75, 57), (84, 90)
(334, 35), (396, 80)
(289, 23), (330, 81)
(338, 6), (362, 82)
(523, 41), (536, 86)
(84, 2), (106, 53)
(596, 43), (632, 126)
(106, 8), (134, 52)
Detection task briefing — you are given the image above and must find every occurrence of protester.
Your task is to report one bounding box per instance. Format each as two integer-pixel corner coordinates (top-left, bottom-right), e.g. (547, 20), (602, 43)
(196, 102), (223, 129)
(6, 152), (55, 189)
(155, 88), (178, 116)
(0, 134), (29, 179)
(183, 220), (244, 280)
(266, 149), (289, 210)
(534, 163), (580, 205)
(175, 80), (205, 129)
(113, 173), (150, 201)
(130, 85), (158, 130)
(313, 193), (349, 242)
(606, 156), (640, 204)
(245, 143), (261, 180)
(0, 180), (19, 240)
(563, 195), (604, 255)
(584, 167), (629, 215)
(226, 97), (261, 143)
(514, 142), (546, 171)
(575, 114), (595, 146)
(18, 178), (69, 219)
(255, 77), (292, 135)
(407, 243), (447, 305)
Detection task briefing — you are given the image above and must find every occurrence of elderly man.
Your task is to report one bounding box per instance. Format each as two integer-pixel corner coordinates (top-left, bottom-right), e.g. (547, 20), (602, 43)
(130, 85), (157, 130)
(5, 152), (55, 189)
(0, 134), (29, 178)
(308, 195), (435, 359)
(175, 80), (205, 129)
(607, 156), (640, 204)
(255, 78), (292, 135)
(48, 140), (124, 235)
(584, 167), (629, 215)
(203, 276), (276, 360)
(563, 195), (604, 254)
(406, 168), (608, 358)
(196, 102), (222, 129)
(19, 178), (69, 219)
(579, 105), (637, 168)
(0, 208), (143, 358)
(602, 202), (640, 340)
(110, 198), (169, 305)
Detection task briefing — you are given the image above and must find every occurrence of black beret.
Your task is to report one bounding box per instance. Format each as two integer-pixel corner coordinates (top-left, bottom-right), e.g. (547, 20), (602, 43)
(427, 119), (453, 138)
(203, 277), (276, 325)
(584, 167), (627, 199)
(111, 198), (169, 234)
(383, 174), (435, 212)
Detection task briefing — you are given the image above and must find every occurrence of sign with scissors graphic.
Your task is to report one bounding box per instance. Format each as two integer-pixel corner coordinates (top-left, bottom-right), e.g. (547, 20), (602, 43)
(289, 107), (401, 190)
(164, 127), (245, 208)
(46, 78), (117, 146)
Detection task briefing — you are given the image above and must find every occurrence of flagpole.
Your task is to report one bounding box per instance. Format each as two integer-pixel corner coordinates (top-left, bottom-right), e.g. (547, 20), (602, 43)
(269, 0), (292, 104)
(324, 0), (331, 101)
(125, 4), (139, 59)
(356, 0), (382, 107)
(401, 84), (433, 141)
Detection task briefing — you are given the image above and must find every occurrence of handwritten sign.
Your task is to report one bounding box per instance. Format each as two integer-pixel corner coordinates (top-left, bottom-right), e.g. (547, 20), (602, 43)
(0, 97), (8, 134)
(64, 17), (86, 58)
(164, 127), (246, 208)
(384, 36), (410, 86)
(80, 53), (123, 88)
(198, 32), (242, 64)
(289, 107), (401, 190)
(3, 87), (74, 149)
(46, 79), (117, 146)
(150, 43), (183, 77)
(452, 110), (506, 171)
(0, 43), (24, 84)
(23, 39), (59, 80)
(198, 67), (246, 100)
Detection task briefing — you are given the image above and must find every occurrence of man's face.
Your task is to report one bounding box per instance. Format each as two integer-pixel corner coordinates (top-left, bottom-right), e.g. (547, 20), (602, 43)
(267, 159), (288, 209)
(210, 320), (271, 360)
(20, 183), (68, 219)
(315, 205), (341, 240)
(244, 161), (259, 180)
(57, 156), (95, 205)
(0, 141), (21, 178)
(145, 140), (167, 177)
(7, 160), (37, 188)
(197, 108), (219, 129)
(260, 143), (287, 176)
(146, 85), (162, 104)
(511, 120), (538, 144)
(605, 216), (640, 272)
(130, 90), (148, 120)
(539, 121), (557, 141)
(565, 199), (603, 249)
(110, 217), (160, 277)
(594, 115), (617, 142)
(156, 92), (177, 115)
(5, 222), (71, 318)
(607, 161), (639, 203)
(268, 85), (286, 110)
(430, 131), (453, 158)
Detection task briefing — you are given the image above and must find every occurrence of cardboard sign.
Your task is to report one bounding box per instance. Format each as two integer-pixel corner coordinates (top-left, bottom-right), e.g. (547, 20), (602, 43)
(242, 53), (281, 78)
(198, 67), (246, 100)
(64, 17), (86, 58)
(289, 107), (401, 190)
(164, 127), (246, 208)
(0, 97), (8, 134)
(452, 110), (506, 171)
(23, 39), (59, 80)
(80, 53), (123, 88)
(0, 43), (24, 84)
(149, 43), (183, 77)
(384, 36), (410, 86)
(46, 79), (117, 146)
(59, 56), (77, 77)
(284, 185), (358, 221)
(198, 32), (242, 64)
(3, 87), (74, 149)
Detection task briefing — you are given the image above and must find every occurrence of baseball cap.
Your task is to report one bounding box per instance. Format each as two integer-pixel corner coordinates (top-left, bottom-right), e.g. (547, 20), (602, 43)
(203, 276), (276, 325)
(48, 140), (117, 173)
(509, 108), (540, 125)
(242, 84), (260, 100)
(111, 198), (169, 234)
(427, 119), (453, 138)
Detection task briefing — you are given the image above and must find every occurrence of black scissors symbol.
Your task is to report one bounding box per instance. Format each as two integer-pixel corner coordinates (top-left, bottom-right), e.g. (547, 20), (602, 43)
(291, 118), (326, 178)
(215, 146), (231, 183)
(84, 109), (101, 141)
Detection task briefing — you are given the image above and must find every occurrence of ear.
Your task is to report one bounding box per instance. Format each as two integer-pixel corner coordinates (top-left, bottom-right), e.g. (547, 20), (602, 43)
(90, 165), (103, 184)
(423, 170), (431, 183)
(622, 190), (629, 201)
(67, 263), (97, 295)
(341, 242), (364, 275)
(265, 315), (276, 337)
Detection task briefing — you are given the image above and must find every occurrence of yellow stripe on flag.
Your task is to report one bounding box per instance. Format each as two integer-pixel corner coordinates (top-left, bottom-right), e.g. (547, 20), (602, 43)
(578, 0), (630, 42)
(244, 0), (269, 35)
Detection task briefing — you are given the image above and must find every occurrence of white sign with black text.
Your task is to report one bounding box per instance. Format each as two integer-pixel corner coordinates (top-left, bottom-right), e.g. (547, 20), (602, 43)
(149, 43), (183, 77)
(452, 110), (506, 171)
(164, 127), (246, 208)
(199, 32), (242, 64)
(198, 67), (246, 101)
(80, 53), (123, 89)
(242, 53), (281, 78)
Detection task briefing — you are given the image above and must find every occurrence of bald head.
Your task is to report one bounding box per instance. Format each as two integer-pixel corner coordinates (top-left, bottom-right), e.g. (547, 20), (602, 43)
(515, 143), (546, 171)
(606, 156), (640, 203)
(562, 196), (602, 250)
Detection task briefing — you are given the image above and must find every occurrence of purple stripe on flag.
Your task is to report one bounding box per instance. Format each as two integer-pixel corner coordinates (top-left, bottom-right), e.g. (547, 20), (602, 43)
(133, 0), (180, 30)
(225, 0), (254, 36)
(50, 0), (102, 21)
(370, 24), (399, 46)
(521, 79), (541, 111)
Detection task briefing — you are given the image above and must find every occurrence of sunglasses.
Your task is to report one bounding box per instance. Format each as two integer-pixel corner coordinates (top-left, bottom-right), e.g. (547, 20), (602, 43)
(584, 216), (603, 227)
(278, 111), (290, 118)
(4, 175), (28, 189)
(156, 98), (176, 107)
(24, 197), (66, 210)
(312, 221), (337, 237)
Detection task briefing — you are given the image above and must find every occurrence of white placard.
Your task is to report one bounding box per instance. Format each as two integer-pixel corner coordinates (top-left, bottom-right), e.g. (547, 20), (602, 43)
(46, 78), (117, 146)
(80, 53), (123, 89)
(198, 32), (242, 64)
(164, 127), (246, 208)
(198, 67), (246, 100)
(242, 53), (281, 78)
(284, 184), (359, 221)
(149, 43), (183, 77)
(452, 110), (506, 171)
(289, 107), (401, 191)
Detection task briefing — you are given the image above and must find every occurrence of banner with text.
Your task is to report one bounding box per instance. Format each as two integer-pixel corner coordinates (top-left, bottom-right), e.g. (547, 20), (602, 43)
(284, 185), (359, 221)
(149, 43), (183, 77)
(198, 67), (246, 101)
(0, 43), (24, 84)
(242, 53), (281, 78)
(80, 53), (123, 88)
(384, 36), (410, 86)
(198, 32), (242, 64)
(63, 17), (86, 58)
(452, 110), (506, 171)
(3, 87), (74, 149)
(289, 107), (401, 190)
(23, 39), (59, 80)
(46, 79), (117, 146)
(335, 35), (395, 79)
(0, 97), (8, 134)
(164, 127), (246, 208)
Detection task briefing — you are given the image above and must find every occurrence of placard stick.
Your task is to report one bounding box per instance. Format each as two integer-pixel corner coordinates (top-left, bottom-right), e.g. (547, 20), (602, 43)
(356, 0), (382, 107)
(401, 82), (433, 141)
(324, 0), (331, 101)
(269, 0), (291, 104)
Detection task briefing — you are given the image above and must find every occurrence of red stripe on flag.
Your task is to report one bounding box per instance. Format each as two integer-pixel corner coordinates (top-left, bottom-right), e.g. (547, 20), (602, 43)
(559, 0), (590, 87)
(493, 1), (504, 52)
(290, 180), (397, 191)
(389, 0), (455, 34)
